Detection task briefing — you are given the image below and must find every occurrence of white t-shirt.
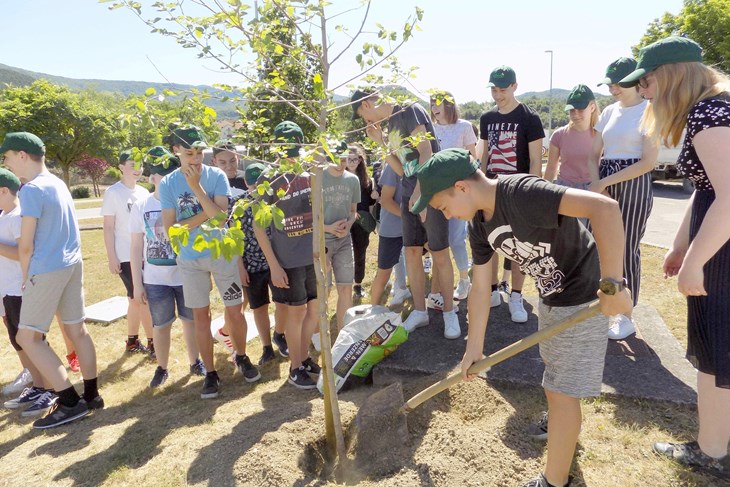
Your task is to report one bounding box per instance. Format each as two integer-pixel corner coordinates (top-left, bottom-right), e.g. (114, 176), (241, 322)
(0, 206), (23, 297)
(129, 193), (181, 286)
(101, 181), (150, 262)
(596, 100), (648, 160)
(434, 119), (478, 151)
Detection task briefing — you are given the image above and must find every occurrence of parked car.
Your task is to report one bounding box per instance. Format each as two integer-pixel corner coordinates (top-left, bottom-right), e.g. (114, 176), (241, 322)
(652, 134), (694, 193)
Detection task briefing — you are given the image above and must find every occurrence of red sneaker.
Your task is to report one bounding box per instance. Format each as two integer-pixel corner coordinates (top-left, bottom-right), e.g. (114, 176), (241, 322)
(66, 352), (80, 373)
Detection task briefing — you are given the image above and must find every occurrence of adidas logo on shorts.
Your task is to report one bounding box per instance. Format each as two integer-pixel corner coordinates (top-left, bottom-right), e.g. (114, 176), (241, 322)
(223, 282), (243, 301)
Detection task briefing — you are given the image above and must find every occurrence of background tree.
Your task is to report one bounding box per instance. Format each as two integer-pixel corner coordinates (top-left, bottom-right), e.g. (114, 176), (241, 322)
(75, 155), (110, 197)
(635, 0), (730, 73)
(0, 79), (122, 186)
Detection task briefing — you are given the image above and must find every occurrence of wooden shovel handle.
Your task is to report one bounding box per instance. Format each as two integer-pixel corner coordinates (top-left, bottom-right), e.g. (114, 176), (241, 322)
(402, 300), (602, 413)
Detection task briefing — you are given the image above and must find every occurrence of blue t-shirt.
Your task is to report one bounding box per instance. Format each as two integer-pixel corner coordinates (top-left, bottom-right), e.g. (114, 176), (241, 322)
(377, 164), (403, 238)
(159, 165), (231, 260)
(19, 172), (82, 275)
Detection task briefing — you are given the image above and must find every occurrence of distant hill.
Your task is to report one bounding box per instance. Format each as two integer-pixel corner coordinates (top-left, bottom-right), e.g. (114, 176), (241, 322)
(520, 88), (612, 103)
(0, 62), (239, 118)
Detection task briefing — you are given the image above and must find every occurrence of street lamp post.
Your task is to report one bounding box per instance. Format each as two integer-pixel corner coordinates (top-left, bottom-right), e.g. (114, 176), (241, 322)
(545, 50), (553, 138)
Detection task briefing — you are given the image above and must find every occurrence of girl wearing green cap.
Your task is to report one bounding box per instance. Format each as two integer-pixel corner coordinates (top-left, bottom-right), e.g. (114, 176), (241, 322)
(630, 36), (730, 476)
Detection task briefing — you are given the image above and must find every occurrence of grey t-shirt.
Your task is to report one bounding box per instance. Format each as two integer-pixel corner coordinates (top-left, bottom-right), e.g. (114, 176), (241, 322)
(377, 163), (403, 238)
(322, 168), (361, 240)
(261, 171), (314, 269)
(388, 103), (441, 198)
(468, 174), (599, 307)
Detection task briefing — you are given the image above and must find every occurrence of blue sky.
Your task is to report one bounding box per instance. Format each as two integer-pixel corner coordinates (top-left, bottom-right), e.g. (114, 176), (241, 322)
(3, 0), (683, 103)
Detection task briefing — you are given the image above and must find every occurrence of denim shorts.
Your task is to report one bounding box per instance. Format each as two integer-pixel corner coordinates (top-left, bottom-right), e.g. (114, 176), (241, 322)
(144, 283), (194, 327)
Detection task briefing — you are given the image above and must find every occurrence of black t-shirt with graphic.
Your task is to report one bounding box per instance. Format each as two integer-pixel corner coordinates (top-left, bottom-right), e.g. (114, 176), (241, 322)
(479, 103), (545, 174)
(388, 104), (441, 198)
(468, 174), (599, 307)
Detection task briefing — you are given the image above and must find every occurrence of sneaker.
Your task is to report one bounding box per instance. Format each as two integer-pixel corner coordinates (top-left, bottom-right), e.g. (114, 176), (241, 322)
(653, 441), (730, 476)
(149, 366), (169, 388)
(443, 309), (461, 339)
(2, 368), (32, 396)
(498, 280), (510, 296)
(527, 411), (548, 441)
(66, 352), (80, 373)
(607, 314), (636, 340)
(33, 400), (89, 429)
(311, 332), (322, 353)
(520, 473), (573, 487)
(85, 395), (105, 410)
(125, 338), (149, 354)
(402, 310), (429, 332)
(201, 372), (220, 399)
(21, 391), (58, 418)
(454, 278), (471, 301)
(272, 332), (289, 358)
(258, 345), (276, 366)
(423, 255), (432, 274)
(302, 357), (321, 375)
(353, 284), (366, 299)
(427, 292), (444, 311)
(490, 289), (502, 308)
(390, 287), (412, 306)
(4, 386), (44, 409)
(147, 340), (156, 359)
(235, 354), (261, 383)
(189, 358), (207, 376)
(509, 292), (528, 323)
(288, 366), (317, 390)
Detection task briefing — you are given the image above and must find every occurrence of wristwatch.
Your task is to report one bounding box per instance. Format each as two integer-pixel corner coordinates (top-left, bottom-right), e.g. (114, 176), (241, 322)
(598, 277), (627, 296)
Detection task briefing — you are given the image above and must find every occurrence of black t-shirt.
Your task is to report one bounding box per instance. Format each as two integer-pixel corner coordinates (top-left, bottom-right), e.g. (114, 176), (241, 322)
(468, 174), (599, 307)
(479, 103), (545, 174)
(388, 104), (441, 197)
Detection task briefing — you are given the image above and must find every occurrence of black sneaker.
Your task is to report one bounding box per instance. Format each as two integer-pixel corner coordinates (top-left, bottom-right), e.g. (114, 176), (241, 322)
(235, 354), (262, 383)
(125, 339), (149, 354)
(653, 441), (730, 477)
(189, 358), (206, 376)
(201, 372), (220, 399)
(150, 366), (169, 388)
(85, 395), (105, 410)
(4, 386), (44, 409)
(498, 280), (510, 295)
(288, 366), (317, 390)
(272, 332), (289, 358)
(32, 400), (89, 429)
(302, 357), (321, 375)
(147, 340), (156, 360)
(258, 346), (276, 366)
(527, 411), (548, 441)
(353, 284), (366, 299)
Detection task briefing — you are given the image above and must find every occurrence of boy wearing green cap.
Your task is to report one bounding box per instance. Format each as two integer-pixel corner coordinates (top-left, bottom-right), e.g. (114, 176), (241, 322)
(160, 126), (260, 399)
(101, 149), (154, 355)
(413, 148), (632, 487)
(1, 132), (102, 429)
(130, 147), (205, 389)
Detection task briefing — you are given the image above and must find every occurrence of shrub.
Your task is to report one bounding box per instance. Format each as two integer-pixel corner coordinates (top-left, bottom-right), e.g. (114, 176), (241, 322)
(138, 181), (155, 193)
(105, 167), (122, 181)
(71, 186), (91, 199)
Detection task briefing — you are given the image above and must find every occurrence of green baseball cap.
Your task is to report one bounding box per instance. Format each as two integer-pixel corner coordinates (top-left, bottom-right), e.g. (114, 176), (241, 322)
(119, 149), (133, 164)
(146, 146), (180, 176)
(0, 132), (46, 156)
(170, 125), (208, 149)
(350, 88), (375, 120)
(565, 84), (595, 110)
(244, 162), (266, 186)
(273, 121), (304, 158)
(0, 167), (21, 192)
(212, 139), (237, 156)
(487, 66), (517, 88)
(619, 36), (703, 87)
(598, 57), (637, 86)
(411, 148), (479, 214)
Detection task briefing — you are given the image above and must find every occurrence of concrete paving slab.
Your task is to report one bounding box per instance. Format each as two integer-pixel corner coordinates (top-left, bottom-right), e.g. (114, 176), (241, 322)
(85, 296), (128, 323)
(375, 295), (697, 405)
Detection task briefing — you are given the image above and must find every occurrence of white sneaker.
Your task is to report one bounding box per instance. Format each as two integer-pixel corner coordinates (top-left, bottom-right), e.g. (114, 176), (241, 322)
(443, 309), (460, 339)
(427, 292), (444, 311)
(311, 332), (322, 352)
(508, 292), (528, 323)
(423, 256), (432, 274)
(2, 368), (32, 396)
(402, 310), (429, 332)
(607, 314), (636, 340)
(390, 287), (411, 306)
(454, 278), (472, 301)
(490, 289), (502, 308)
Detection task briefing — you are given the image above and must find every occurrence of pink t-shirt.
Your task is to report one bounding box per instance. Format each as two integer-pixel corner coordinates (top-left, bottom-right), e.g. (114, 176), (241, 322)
(549, 126), (595, 184)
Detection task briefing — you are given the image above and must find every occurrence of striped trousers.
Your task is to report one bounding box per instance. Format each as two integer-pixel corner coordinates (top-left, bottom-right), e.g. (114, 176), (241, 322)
(600, 158), (653, 306)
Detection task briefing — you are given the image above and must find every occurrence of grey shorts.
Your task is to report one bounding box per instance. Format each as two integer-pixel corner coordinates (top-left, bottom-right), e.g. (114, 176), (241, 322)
(538, 300), (607, 398)
(325, 235), (354, 286)
(19, 261), (86, 334)
(400, 199), (449, 251)
(177, 256), (243, 309)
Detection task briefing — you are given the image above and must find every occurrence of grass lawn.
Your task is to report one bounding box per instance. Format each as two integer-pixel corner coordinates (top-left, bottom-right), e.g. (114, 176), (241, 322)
(0, 231), (720, 486)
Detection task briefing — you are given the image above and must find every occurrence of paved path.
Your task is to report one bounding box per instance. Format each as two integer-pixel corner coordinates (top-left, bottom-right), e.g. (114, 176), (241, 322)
(643, 181), (691, 249)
